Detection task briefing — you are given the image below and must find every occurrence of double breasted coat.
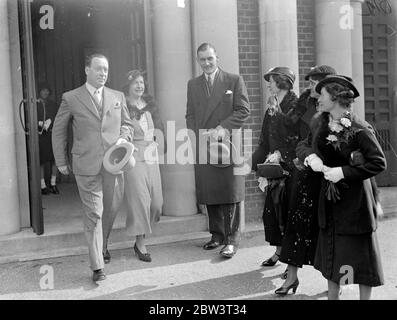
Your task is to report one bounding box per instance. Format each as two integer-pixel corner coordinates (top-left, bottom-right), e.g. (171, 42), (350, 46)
(186, 69), (250, 205)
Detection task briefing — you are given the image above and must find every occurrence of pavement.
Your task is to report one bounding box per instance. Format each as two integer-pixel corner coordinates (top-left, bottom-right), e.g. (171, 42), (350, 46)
(0, 215), (396, 301)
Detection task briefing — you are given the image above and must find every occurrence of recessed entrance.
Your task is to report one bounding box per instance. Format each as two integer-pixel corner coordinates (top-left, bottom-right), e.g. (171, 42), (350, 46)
(20, 0), (146, 234)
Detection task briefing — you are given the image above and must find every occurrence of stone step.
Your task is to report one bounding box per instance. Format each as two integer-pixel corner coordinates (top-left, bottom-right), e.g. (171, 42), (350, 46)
(0, 214), (208, 264)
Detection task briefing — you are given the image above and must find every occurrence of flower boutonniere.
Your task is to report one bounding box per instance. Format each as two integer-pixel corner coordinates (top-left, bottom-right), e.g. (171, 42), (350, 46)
(326, 112), (355, 150)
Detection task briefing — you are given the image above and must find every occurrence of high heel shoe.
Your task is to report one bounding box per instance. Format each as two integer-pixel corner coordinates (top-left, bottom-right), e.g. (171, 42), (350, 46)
(261, 253), (279, 267)
(275, 279), (299, 295)
(134, 243), (152, 262)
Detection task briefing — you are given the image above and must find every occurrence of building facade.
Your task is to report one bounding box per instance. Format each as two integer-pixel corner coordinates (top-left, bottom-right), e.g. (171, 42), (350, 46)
(1, 0), (396, 236)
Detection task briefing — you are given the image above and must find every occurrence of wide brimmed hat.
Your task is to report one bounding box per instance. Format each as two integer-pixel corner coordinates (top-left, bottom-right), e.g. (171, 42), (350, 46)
(264, 67), (295, 86)
(315, 75), (360, 98)
(103, 142), (136, 175)
(305, 65), (336, 80)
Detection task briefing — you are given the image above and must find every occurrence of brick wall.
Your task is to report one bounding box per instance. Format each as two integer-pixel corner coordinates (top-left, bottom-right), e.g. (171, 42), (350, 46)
(297, 0), (316, 91)
(237, 0), (317, 220)
(237, 0), (265, 220)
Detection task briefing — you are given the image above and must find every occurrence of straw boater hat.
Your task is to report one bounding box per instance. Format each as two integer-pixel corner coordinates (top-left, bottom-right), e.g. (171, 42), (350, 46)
(103, 141), (136, 174)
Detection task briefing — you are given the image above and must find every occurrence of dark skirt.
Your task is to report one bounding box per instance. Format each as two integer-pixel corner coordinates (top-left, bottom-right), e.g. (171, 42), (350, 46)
(262, 176), (292, 246)
(314, 214), (384, 287)
(39, 131), (54, 165)
(279, 168), (321, 267)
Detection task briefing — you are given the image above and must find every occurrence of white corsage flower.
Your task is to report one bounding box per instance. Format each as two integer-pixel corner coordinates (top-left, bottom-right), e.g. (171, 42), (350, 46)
(329, 121), (343, 133)
(326, 134), (338, 143)
(340, 117), (352, 128)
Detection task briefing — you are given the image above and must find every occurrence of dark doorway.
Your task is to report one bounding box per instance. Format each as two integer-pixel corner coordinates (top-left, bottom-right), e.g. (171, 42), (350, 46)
(22, 0), (146, 233)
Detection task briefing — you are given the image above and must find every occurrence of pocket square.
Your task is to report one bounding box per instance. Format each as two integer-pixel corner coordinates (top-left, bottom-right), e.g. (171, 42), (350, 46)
(225, 90), (233, 95)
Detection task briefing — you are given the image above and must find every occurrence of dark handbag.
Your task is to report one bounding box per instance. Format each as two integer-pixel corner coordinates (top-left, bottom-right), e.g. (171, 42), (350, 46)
(257, 163), (288, 178)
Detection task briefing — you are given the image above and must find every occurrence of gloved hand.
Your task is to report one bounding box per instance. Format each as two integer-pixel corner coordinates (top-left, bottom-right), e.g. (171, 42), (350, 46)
(43, 118), (52, 131)
(323, 166), (344, 183)
(304, 153), (324, 172)
(116, 138), (128, 145)
(258, 177), (268, 192)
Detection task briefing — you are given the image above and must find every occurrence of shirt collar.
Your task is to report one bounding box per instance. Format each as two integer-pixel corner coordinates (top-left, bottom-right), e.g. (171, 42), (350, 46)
(86, 82), (103, 96)
(205, 68), (218, 81)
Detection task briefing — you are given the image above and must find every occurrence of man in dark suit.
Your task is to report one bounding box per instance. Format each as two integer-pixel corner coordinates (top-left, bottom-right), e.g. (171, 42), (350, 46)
(52, 54), (133, 282)
(186, 43), (250, 258)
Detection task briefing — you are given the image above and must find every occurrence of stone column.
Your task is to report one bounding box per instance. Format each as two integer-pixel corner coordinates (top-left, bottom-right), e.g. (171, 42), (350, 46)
(150, 0), (197, 216)
(190, 0), (239, 75)
(259, 0), (300, 96)
(0, 0), (21, 235)
(315, 0), (365, 118)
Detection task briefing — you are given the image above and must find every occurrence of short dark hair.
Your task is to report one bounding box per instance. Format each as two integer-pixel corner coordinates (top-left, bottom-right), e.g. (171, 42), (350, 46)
(271, 74), (293, 91)
(197, 43), (216, 56)
(85, 53), (109, 67)
(324, 83), (355, 108)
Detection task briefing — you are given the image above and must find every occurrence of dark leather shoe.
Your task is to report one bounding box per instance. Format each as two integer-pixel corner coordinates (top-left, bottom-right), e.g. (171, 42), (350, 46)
(134, 244), (152, 262)
(49, 185), (59, 194)
(203, 240), (221, 250)
(92, 269), (106, 282)
(261, 253), (279, 267)
(103, 249), (111, 264)
(220, 245), (236, 258)
(41, 187), (49, 195)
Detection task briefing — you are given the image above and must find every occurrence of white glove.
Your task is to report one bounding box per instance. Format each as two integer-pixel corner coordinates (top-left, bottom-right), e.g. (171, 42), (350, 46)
(43, 118), (52, 131)
(323, 166), (344, 183)
(304, 153), (324, 172)
(258, 177), (268, 192)
(116, 138), (128, 146)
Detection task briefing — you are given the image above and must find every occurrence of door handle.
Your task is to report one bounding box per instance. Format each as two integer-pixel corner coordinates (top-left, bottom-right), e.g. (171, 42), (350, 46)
(19, 99), (28, 135)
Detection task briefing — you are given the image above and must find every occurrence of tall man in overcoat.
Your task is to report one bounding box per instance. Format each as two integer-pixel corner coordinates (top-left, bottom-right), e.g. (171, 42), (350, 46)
(52, 54), (133, 282)
(186, 43), (250, 258)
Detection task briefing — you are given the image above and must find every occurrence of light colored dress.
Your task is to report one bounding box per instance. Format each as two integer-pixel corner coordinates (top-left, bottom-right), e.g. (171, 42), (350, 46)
(124, 100), (163, 237)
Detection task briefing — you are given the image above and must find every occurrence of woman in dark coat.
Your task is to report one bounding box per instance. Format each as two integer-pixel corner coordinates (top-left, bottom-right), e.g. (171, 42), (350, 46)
(276, 66), (336, 295)
(251, 67), (309, 269)
(37, 83), (59, 194)
(303, 75), (386, 300)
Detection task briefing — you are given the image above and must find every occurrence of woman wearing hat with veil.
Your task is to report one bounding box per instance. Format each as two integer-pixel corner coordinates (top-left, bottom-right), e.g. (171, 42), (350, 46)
(302, 75), (385, 299)
(251, 67), (309, 273)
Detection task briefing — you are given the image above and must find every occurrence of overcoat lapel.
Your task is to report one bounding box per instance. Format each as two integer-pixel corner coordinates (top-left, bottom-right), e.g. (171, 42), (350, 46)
(75, 85), (101, 120)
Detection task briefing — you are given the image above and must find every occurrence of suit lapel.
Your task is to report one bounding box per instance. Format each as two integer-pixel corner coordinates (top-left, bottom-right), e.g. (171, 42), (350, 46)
(75, 85), (101, 120)
(102, 87), (113, 118)
(202, 70), (227, 127)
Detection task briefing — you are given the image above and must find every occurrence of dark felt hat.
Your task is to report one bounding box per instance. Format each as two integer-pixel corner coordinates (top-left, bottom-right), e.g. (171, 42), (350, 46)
(305, 65), (336, 80)
(315, 75), (360, 98)
(264, 67), (296, 86)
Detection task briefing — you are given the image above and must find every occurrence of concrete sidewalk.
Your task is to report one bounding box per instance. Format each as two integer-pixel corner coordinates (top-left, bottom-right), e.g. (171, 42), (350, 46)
(0, 214), (396, 300)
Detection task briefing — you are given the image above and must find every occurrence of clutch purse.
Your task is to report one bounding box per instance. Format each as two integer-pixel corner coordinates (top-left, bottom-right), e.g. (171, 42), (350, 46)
(257, 163), (286, 178)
